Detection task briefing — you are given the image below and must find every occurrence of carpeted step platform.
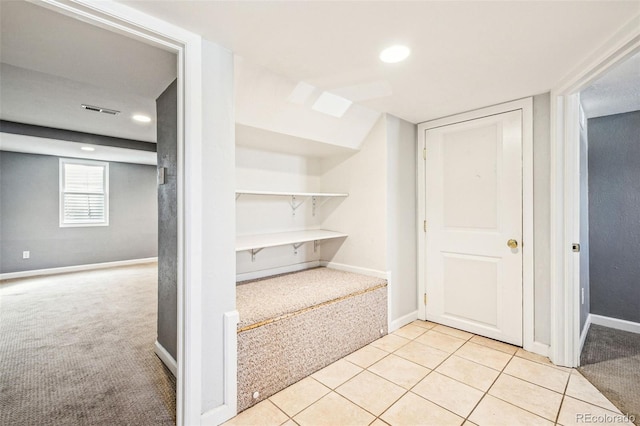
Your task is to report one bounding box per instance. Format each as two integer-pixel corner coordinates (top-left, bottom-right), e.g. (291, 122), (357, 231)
(236, 267), (388, 412)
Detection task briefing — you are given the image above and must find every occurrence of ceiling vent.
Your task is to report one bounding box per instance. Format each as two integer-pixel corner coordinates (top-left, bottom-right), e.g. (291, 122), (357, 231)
(81, 104), (120, 115)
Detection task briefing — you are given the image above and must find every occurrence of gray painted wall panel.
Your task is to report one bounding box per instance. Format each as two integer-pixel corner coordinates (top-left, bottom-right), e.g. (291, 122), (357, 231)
(588, 111), (640, 323)
(0, 151), (157, 273)
(156, 80), (178, 359)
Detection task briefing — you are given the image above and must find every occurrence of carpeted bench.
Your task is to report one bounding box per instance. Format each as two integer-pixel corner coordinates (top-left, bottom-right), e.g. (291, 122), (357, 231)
(236, 267), (388, 412)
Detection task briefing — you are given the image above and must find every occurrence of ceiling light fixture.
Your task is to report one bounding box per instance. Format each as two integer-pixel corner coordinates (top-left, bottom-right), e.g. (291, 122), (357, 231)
(379, 45), (411, 63)
(132, 114), (152, 123)
(81, 104), (120, 115)
(80, 146), (95, 152)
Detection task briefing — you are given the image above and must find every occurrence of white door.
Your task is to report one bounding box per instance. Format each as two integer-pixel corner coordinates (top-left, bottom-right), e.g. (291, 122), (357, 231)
(424, 110), (523, 345)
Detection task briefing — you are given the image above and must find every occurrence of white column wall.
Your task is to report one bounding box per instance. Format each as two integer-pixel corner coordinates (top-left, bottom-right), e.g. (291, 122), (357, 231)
(386, 114), (419, 328)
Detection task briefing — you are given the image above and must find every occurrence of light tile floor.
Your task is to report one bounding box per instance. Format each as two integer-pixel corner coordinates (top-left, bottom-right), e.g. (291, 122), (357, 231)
(225, 321), (635, 426)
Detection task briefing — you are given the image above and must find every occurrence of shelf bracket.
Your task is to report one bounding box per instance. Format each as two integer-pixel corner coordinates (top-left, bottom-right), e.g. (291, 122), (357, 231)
(292, 242), (305, 255)
(249, 248), (263, 262)
(290, 195), (306, 216)
(235, 193), (241, 201)
(313, 240), (319, 253)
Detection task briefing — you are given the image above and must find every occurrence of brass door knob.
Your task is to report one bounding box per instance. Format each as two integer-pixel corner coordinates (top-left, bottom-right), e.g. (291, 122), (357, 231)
(507, 239), (518, 249)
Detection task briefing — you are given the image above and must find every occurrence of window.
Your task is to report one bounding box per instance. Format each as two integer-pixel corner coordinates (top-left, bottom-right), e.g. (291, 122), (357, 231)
(59, 159), (109, 227)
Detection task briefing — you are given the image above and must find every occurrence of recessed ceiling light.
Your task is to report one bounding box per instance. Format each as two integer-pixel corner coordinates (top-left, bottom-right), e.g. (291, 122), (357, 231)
(379, 45), (411, 63)
(132, 114), (152, 123)
(81, 146), (95, 152)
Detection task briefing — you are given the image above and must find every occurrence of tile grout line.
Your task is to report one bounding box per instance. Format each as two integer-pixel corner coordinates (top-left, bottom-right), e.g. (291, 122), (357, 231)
(372, 325), (478, 423)
(343, 353), (415, 421)
(462, 349), (518, 423)
(258, 323), (583, 426)
(554, 371), (573, 425)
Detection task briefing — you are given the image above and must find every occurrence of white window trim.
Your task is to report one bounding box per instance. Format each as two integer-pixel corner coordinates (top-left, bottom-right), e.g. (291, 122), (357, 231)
(59, 158), (110, 228)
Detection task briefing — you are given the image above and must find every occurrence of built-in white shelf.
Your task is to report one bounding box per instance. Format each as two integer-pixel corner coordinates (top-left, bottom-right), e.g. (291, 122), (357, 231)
(236, 229), (347, 261)
(236, 190), (348, 198)
(236, 190), (348, 216)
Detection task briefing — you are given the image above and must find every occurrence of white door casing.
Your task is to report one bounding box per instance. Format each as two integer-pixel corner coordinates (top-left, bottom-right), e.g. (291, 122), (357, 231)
(424, 110), (523, 346)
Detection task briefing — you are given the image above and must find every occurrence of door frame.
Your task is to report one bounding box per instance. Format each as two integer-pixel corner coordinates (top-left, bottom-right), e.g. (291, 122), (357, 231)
(417, 98), (537, 354)
(35, 1), (216, 424)
(549, 15), (640, 368)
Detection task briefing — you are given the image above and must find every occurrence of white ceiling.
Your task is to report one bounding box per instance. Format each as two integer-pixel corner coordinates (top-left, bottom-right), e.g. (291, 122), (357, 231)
(0, 63), (158, 142)
(581, 52), (640, 119)
(1, 0), (638, 156)
(120, 0), (640, 124)
(0, 0), (176, 142)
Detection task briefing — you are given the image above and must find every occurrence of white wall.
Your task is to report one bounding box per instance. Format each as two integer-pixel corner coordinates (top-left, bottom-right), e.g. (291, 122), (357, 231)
(199, 40), (236, 413)
(320, 116), (388, 274)
(235, 115), (418, 328)
(386, 114), (418, 325)
(236, 147), (323, 277)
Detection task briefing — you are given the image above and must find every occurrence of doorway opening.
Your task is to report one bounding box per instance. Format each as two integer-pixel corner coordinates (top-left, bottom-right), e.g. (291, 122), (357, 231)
(548, 16), (640, 370)
(575, 51), (640, 421)
(3, 2), (184, 419)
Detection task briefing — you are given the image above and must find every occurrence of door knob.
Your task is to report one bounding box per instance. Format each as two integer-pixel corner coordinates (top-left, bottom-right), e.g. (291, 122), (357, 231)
(507, 239), (518, 249)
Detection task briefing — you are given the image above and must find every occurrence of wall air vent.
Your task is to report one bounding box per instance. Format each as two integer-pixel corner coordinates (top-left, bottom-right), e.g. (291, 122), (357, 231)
(81, 104), (120, 115)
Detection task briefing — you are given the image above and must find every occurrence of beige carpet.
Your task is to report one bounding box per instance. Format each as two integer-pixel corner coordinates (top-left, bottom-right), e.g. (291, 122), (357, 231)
(237, 267), (388, 412)
(0, 264), (176, 426)
(237, 267), (387, 330)
(579, 324), (640, 425)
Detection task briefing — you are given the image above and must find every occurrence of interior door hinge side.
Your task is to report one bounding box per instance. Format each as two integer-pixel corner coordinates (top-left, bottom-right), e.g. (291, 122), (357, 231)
(423, 220), (427, 232)
(423, 147), (426, 160)
(423, 293), (427, 305)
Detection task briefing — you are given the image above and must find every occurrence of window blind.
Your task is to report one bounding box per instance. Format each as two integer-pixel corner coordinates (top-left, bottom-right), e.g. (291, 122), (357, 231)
(61, 162), (107, 225)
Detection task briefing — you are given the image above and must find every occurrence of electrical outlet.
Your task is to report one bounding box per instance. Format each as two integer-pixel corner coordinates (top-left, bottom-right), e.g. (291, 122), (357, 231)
(22, 251), (30, 259)
(581, 287), (584, 305)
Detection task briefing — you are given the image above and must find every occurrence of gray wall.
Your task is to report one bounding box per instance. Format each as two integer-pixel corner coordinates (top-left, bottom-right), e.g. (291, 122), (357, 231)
(156, 80), (178, 360)
(386, 114), (418, 323)
(588, 110), (640, 323)
(533, 93), (551, 345)
(0, 151), (157, 273)
(579, 113), (590, 331)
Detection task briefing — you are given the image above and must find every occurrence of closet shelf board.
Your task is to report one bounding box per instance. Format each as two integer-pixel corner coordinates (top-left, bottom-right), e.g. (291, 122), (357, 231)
(236, 190), (348, 198)
(236, 229), (347, 252)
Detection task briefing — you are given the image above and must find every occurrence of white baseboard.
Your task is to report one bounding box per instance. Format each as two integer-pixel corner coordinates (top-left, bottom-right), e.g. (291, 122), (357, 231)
(319, 261), (387, 279)
(390, 310), (419, 332)
(0, 257), (158, 281)
(590, 314), (640, 334)
(201, 310), (239, 425)
(579, 314), (593, 356)
(525, 341), (550, 358)
(154, 340), (177, 377)
(236, 261), (320, 282)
